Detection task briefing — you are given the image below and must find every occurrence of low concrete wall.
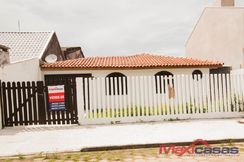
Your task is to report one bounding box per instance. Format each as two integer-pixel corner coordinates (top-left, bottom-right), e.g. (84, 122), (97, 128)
(0, 58), (42, 82)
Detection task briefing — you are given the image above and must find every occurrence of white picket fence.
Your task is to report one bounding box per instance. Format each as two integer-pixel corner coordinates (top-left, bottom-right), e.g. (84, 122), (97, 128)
(76, 73), (244, 125)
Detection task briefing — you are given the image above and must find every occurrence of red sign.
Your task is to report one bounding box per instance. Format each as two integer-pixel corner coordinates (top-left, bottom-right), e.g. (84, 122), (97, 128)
(48, 85), (65, 110)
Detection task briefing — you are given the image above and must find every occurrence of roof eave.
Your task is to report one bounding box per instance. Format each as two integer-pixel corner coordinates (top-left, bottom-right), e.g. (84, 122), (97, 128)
(38, 31), (55, 59)
(41, 64), (223, 71)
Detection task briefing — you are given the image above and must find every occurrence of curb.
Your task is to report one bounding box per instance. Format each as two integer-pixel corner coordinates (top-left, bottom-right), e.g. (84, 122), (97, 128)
(80, 138), (244, 152)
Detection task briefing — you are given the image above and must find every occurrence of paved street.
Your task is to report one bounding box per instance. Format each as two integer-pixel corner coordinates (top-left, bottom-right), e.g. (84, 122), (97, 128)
(0, 142), (244, 162)
(0, 118), (244, 156)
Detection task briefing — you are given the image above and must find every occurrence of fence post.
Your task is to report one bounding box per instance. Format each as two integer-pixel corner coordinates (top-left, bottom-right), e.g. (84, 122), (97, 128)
(37, 81), (46, 124)
(76, 78), (84, 124)
(0, 80), (2, 129)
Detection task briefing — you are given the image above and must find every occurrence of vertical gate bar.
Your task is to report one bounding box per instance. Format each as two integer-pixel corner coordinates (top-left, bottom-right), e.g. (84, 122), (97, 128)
(140, 76), (145, 117)
(114, 77), (118, 118)
(185, 75), (190, 114)
(189, 75), (195, 114)
(127, 76), (131, 117)
(144, 76), (149, 116)
(68, 80), (74, 124)
(131, 76), (136, 117)
(198, 75), (203, 114)
(22, 82), (28, 125)
(97, 77), (101, 119)
(236, 74), (241, 112)
(16, 82), (23, 125)
(0, 80), (3, 128)
(122, 77), (127, 117)
(110, 77), (114, 118)
(214, 74), (219, 113)
(0, 80), (2, 128)
(84, 78), (88, 119)
(37, 81), (46, 124)
(105, 77), (110, 118)
(101, 77), (106, 118)
(89, 78), (93, 119)
(218, 74), (223, 113)
(73, 78), (78, 124)
(174, 75), (179, 115)
(2, 83), (7, 126)
(164, 76), (170, 115)
(210, 74), (215, 113)
(206, 75), (211, 113)
(57, 81), (61, 124)
(76, 78), (84, 124)
(181, 75), (186, 114)
(12, 82), (18, 126)
(136, 76), (140, 117)
(46, 85), (52, 125)
(93, 78), (97, 119)
(201, 74), (206, 113)
(222, 74), (227, 112)
(193, 75), (199, 114)
(58, 80), (65, 124)
(226, 74), (231, 112)
(160, 76), (166, 115)
(156, 76), (160, 116)
(177, 75), (182, 115)
(118, 77), (123, 118)
(148, 76), (153, 116)
(31, 82), (38, 124)
(169, 76), (174, 115)
(7, 82), (13, 126)
(27, 82), (33, 125)
(240, 74), (244, 111)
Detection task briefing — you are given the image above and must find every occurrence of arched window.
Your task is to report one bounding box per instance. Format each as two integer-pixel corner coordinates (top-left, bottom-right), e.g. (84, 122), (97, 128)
(192, 70), (203, 80)
(105, 72), (127, 95)
(155, 71), (174, 94)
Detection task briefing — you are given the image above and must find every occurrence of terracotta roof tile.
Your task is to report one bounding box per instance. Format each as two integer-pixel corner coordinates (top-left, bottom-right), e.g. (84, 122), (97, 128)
(41, 53), (223, 69)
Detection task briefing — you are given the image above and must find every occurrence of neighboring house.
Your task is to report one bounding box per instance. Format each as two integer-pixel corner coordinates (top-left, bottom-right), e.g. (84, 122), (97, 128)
(0, 44), (10, 67)
(0, 31), (82, 81)
(186, 0), (243, 70)
(41, 53), (223, 85)
(62, 47), (84, 60)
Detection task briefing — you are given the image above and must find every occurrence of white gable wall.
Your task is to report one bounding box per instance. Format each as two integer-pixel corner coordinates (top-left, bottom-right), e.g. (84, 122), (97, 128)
(186, 7), (244, 69)
(0, 58), (42, 82)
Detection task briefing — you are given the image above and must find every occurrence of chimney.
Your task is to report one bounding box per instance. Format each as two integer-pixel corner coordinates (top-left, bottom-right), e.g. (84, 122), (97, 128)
(214, 0), (235, 7)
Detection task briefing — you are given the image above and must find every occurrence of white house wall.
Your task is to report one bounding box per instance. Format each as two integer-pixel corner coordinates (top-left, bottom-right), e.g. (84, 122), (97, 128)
(43, 68), (211, 117)
(42, 68), (210, 78)
(0, 58), (42, 82)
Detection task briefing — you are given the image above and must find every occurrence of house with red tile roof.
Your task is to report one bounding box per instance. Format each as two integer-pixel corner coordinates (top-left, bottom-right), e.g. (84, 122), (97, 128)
(0, 32), (223, 83)
(41, 53), (223, 85)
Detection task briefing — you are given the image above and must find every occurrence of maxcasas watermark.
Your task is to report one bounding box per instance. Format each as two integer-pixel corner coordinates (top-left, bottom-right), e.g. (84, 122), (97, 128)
(159, 139), (239, 156)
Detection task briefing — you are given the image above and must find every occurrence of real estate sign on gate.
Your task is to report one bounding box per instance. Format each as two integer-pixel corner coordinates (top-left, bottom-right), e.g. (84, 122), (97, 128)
(48, 85), (65, 110)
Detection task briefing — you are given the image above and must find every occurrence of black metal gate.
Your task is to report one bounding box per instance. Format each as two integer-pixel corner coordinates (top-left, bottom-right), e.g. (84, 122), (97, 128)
(0, 80), (79, 127)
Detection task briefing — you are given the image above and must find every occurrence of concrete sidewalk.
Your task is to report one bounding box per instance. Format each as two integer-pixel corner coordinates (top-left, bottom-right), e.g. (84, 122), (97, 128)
(0, 118), (244, 156)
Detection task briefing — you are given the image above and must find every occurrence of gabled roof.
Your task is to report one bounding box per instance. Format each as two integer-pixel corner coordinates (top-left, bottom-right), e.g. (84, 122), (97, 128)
(41, 53), (223, 70)
(0, 31), (54, 63)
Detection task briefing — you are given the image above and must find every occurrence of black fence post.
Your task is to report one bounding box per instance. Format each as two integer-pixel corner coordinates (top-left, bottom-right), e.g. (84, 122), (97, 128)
(37, 81), (46, 124)
(0, 80), (3, 129)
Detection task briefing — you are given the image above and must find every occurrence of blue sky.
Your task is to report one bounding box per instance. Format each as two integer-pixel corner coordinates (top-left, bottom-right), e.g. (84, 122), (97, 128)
(1, 0), (244, 57)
